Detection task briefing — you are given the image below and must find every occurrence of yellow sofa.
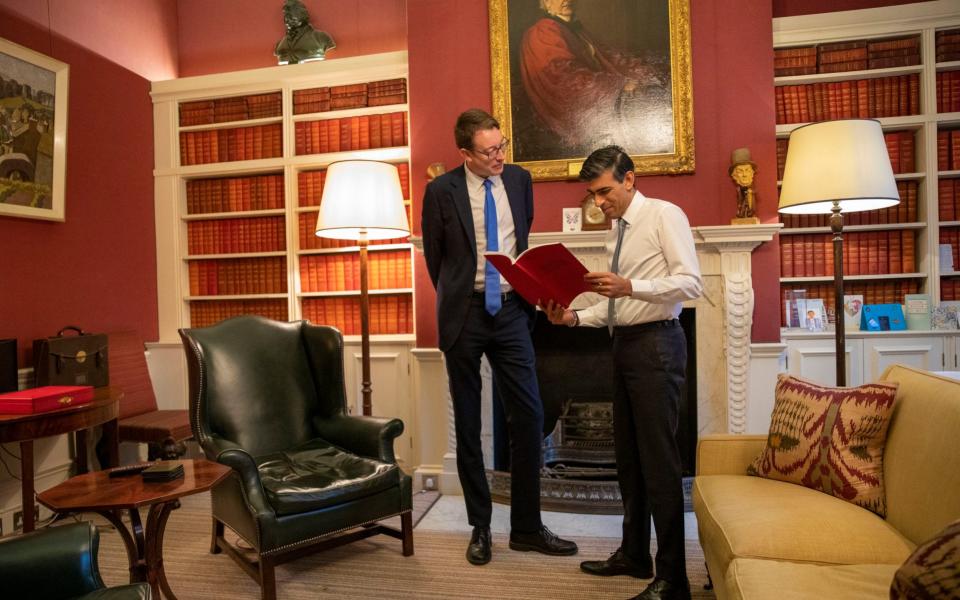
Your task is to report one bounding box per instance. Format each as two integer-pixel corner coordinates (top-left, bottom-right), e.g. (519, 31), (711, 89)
(693, 365), (960, 600)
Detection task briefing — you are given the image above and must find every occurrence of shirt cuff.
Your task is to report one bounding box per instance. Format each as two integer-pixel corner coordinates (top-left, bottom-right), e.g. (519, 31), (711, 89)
(631, 279), (654, 297)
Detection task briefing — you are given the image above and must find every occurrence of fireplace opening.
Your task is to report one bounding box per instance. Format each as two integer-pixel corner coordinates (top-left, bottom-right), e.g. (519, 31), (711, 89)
(488, 308), (697, 514)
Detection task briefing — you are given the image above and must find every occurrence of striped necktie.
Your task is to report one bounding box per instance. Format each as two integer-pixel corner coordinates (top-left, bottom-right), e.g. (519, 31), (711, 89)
(608, 218), (626, 336)
(483, 178), (501, 316)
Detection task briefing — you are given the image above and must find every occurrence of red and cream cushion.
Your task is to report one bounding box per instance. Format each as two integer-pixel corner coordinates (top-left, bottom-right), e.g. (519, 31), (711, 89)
(748, 374), (898, 516)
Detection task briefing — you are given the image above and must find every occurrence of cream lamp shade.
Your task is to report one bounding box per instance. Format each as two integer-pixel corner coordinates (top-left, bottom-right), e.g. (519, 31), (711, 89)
(778, 119), (899, 215)
(315, 160), (410, 240)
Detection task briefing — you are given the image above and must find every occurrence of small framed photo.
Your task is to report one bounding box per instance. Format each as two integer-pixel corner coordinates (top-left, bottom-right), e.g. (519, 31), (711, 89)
(562, 207), (582, 232)
(843, 294), (864, 331)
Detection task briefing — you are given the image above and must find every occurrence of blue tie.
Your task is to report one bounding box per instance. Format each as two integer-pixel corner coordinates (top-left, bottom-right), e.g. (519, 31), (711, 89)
(483, 178), (501, 316)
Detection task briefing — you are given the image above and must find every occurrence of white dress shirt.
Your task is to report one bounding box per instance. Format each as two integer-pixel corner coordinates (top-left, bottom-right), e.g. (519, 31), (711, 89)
(464, 165), (516, 292)
(578, 191), (702, 327)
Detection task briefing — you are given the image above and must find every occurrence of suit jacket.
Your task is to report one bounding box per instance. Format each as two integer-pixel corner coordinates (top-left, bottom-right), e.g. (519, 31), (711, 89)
(421, 163), (535, 351)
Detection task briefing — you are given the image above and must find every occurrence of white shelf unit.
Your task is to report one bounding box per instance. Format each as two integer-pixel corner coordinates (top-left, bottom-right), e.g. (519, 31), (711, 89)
(151, 51), (415, 342)
(773, 2), (960, 323)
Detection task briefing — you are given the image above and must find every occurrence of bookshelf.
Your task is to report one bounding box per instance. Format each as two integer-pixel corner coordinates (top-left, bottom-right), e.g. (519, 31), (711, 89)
(773, 2), (960, 327)
(151, 52), (414, 340)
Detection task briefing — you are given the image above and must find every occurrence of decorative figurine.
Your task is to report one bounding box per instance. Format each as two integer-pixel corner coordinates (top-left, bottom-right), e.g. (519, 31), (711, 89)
(274, 0), (336, 65)
(729, 147), (760, 224)
(426, 162), (446, 181)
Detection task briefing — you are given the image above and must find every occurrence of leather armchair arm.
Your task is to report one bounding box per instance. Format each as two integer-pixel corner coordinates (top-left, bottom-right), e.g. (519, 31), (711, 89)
(203, 435), (273, 517)
(0, 521), (105, 599)
(313, 414), (404, 462)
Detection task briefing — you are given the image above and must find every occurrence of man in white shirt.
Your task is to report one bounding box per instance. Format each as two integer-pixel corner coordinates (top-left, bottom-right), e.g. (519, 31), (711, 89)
(544, 145), (702, 600)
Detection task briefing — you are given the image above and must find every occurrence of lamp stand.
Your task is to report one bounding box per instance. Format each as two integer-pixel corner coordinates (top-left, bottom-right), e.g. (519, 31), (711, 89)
(830, 201), (846, 387)
(359, 235), (372, 415)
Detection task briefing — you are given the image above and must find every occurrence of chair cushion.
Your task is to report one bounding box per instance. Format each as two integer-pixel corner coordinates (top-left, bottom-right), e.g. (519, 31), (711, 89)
(726, 558), (898, 600)
(694, 475), (914, 572)
(890, 519), (960, 599)
(119, 409), (192, 444)
(257, 438), (400, 516)
(747, 374), (898, 516)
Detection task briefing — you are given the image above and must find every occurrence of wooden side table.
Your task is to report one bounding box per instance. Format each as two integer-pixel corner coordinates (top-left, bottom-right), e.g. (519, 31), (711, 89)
(0, 386), (121, 532)
(38, 458), (231, 600)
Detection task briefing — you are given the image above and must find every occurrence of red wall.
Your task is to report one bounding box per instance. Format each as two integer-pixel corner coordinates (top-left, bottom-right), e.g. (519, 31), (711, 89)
(0, 8), (157, 367)
(408, 0), (781, 347)
(176, 0), (407, 77)
(773, 0), (933, 17)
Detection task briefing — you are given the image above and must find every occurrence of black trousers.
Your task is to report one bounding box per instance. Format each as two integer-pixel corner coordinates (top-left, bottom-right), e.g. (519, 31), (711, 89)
(443, 294), (544, 532)
(613, 320), (688, 585)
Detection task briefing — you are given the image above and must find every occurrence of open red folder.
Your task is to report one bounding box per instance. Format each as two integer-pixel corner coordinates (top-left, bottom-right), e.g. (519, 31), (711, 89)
(484, 243), (590, 308)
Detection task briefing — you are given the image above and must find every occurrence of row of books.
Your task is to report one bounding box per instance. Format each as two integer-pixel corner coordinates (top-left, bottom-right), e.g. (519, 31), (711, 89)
(301, 294), (413, 335)
(779, 280), (922, 327)
(937, 129), (960, 171)
(179, 92), (282, 127)
(187, 217), (286, 255)
(292, 78), (408, 115)
(297, 163), (410, 207)
(189, 299), (288, 328)
(939, 179), (960, 222)
(186, 174), (284, 215)
(179, 124), (283, 166)
(776, 131), (916, 180)
(774, 35), (920, 77)
(940, 229), (960, 268)
(297, 212), (410, 250)
(188, 257), (287, 296)
(937, 29), (960, 63)
(299, 250), (412, 293)
(942, 278), (960, 301)
(780, 181), (919, 228)
(936, 71), (960, 114)
(294, 112), (408, 155)
(775, 75), (920, 124)
(780, 230), (916, 278)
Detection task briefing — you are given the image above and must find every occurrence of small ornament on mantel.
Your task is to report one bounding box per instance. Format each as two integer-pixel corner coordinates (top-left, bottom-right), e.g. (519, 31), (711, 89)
(729, 147), (760, 225)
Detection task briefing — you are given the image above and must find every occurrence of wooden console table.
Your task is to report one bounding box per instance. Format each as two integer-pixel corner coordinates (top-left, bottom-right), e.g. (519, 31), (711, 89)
(0, 386), (120, 532)
(38, 459), (231, 600)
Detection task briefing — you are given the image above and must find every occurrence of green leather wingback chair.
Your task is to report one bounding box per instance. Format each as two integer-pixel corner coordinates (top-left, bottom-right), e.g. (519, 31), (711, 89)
(0, 521), (151, 599)
(179, 316), (413, 600)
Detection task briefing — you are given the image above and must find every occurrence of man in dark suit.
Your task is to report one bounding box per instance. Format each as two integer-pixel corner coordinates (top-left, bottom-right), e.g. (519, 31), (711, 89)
(421, 108), (577, 566)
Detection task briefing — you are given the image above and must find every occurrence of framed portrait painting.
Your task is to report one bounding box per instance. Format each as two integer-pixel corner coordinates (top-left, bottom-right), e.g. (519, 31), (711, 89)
(0, 37), (69, 221)
(489, 0), (694, 181)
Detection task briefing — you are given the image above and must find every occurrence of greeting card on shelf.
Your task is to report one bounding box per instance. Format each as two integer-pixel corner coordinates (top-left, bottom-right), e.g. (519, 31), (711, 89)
(843, 294), (864, 331)
(804, 298), (827, 332)
(904, 293), (931, 330)
(783, 288), (806, 329)
(861, 304), (906, 331)
(562, 208), (582, 232)
(932, 302), (960, 330)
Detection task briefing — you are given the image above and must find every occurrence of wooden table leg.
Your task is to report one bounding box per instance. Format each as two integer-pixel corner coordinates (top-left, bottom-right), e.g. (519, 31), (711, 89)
(99, 509), (142, 581)
(19, 440), (34, 533)
(146, 501), (178, 600)
(101, 417), (119, 468)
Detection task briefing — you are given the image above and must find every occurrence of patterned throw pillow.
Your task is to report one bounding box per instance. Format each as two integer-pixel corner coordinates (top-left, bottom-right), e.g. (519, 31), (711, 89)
(747, 374), (898, 516)
(890, 519), (960, 600)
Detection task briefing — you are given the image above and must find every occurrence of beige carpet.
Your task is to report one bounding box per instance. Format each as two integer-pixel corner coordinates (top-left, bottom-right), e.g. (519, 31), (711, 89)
(84, 493), (714, 599)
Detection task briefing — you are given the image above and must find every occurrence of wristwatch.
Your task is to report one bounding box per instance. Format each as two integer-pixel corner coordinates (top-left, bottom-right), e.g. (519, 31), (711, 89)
(568, 310), (580, 327)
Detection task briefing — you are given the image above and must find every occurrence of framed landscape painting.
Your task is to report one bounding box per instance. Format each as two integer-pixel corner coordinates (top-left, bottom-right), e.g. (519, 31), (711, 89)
(0, 37), (69, 221)
(489, 0), (694, 181)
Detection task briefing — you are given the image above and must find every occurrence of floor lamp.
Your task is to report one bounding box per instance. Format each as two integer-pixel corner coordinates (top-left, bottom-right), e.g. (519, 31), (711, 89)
(315, 160), (410, 415)
(778, 119), (899, 386)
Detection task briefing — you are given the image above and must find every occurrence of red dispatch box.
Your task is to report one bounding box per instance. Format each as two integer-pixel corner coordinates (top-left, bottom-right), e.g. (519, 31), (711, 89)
(0, 385), (94, 415)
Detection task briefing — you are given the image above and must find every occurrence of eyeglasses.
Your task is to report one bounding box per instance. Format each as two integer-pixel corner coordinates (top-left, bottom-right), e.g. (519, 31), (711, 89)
(472, 138), (509, 159)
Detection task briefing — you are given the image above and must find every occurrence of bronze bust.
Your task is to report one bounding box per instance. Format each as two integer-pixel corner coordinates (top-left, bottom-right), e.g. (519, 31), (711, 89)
(275, 0), (336, 64)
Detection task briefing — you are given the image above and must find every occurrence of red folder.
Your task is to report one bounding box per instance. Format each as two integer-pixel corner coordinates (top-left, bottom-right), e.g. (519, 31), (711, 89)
(484, 243), (590, 307)
(0, 385), (94, 415)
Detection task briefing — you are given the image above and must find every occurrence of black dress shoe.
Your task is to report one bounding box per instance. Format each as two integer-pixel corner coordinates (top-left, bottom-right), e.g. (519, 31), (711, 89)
(466, 526), (491, 565)
(508, 525), (578, 555)
(629, 577), (692, 600)
(580, 548), (654, 578)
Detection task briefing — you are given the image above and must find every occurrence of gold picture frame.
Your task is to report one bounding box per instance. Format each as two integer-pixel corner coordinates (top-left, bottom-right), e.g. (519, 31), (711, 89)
(489, 0), (694, 181)
(0, 37), (69, 221)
